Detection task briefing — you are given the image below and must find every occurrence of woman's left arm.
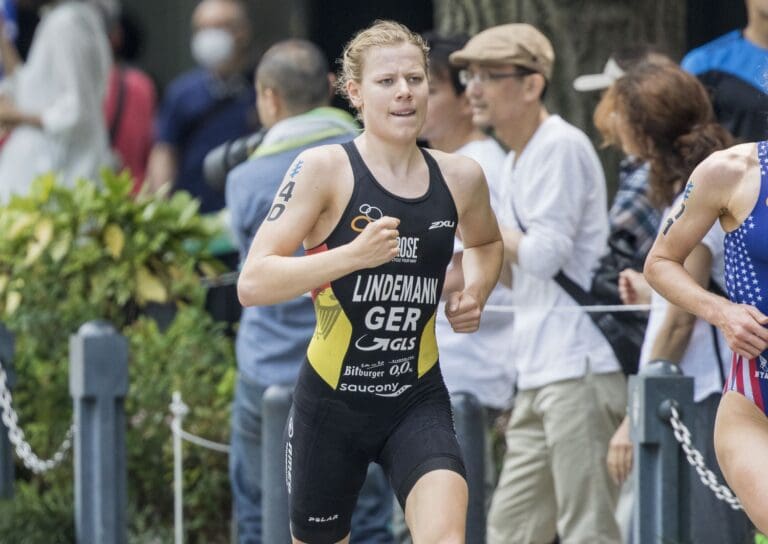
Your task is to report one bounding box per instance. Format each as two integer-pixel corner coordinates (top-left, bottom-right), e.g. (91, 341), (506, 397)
(441, 153), (503, 332)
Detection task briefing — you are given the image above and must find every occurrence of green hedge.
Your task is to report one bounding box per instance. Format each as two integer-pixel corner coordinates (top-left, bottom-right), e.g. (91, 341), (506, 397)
(0, 172), (236, 543)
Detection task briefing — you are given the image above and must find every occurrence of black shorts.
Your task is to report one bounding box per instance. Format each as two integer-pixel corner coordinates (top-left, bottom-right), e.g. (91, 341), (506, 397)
(285, 363), (466, 544)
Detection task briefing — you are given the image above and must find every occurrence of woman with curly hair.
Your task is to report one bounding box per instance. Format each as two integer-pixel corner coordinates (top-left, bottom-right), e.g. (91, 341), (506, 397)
(598, 61), (751, 542)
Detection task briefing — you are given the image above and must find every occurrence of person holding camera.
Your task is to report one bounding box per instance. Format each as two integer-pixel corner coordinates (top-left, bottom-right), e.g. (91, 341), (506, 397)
(225, 39), (394, 543)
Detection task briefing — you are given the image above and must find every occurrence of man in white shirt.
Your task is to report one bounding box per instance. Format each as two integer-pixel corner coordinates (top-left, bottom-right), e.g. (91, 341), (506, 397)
(0, 0), (113, 202)
(451, 24), (626, 543)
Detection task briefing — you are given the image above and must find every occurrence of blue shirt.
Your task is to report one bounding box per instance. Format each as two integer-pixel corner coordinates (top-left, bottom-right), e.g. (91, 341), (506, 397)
(156, 69), (256, 213)
(682, 30), (768, 142)
(226, 109), (358, 386)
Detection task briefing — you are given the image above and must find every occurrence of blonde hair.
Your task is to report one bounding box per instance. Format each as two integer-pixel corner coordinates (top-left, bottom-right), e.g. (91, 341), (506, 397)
(336, 20), (429, 108)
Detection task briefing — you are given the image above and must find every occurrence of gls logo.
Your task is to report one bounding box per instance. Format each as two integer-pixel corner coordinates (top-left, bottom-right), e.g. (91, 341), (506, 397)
(355, 334), (416, 352)
(429, 220), (455, 230)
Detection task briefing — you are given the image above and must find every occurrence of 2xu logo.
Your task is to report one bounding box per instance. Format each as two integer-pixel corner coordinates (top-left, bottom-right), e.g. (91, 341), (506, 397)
(429, 220), (455, 230)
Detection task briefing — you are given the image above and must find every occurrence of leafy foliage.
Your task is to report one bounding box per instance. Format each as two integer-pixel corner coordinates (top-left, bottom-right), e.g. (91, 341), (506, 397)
(125, 308), (235, 542)
(0, 172), (235, 542)
(0, 481), (75, 544)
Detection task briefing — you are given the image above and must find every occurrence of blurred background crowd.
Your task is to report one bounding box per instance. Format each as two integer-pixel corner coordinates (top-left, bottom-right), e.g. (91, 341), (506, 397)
(0, 0), (765, 543)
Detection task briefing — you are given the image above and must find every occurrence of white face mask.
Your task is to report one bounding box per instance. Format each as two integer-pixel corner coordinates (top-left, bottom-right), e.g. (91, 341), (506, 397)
(191, 28), (235, 70)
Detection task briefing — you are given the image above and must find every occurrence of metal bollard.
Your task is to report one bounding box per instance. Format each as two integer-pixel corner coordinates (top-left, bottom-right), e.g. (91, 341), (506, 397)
(451, 392), (486, 544)
(262, 384), (293, 544)
(0, 324), (14, 499)
(629, 359), (694, 544)
(69, 321), (129, 544)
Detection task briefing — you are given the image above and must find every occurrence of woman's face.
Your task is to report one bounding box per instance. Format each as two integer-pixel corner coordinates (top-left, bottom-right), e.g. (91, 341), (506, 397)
(346, 42), (428, 142)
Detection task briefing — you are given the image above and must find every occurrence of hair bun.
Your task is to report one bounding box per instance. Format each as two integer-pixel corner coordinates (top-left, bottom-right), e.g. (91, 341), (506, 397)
(674, 122), (732, 177)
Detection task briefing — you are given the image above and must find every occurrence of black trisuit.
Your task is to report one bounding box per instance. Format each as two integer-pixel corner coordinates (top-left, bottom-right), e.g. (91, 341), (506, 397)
(286, 141), (466, 543)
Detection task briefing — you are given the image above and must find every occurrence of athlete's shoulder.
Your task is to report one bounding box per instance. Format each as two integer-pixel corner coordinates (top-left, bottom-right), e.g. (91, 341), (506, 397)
(423, 147), (484, 185)
(690, 143), (757, 200)
(696, 143), (755, 181)
(291, 143), (349, 176)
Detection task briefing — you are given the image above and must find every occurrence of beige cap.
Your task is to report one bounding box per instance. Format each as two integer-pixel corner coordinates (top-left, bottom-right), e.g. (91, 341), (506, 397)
(449, 23), (555, 80)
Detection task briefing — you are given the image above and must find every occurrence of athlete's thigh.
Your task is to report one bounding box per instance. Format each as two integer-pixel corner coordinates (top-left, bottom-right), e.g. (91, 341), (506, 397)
(379, 396), (466, 510)
(404, 469), (468, 542)
(714, 391), (768, 533)
(286, 393), (370, 544)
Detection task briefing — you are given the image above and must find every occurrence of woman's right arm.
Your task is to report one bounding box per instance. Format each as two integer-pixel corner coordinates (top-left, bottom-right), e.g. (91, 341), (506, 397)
(237, 148), (400, 307)
(644, 150), (768, 359)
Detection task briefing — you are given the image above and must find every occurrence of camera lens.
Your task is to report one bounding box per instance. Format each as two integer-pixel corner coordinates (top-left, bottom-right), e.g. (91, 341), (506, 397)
(203, 129), (266, 191)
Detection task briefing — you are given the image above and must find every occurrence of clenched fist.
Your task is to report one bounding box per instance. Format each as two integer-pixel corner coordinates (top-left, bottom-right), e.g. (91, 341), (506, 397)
(716, 301), (768, 360)
(445, 290), (482, 333)
(349, 216), (400, 269)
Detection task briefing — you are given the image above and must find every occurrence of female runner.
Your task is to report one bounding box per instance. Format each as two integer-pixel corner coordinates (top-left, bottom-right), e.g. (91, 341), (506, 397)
(645, 123), (768, 533)
(237, 20), (503, 544)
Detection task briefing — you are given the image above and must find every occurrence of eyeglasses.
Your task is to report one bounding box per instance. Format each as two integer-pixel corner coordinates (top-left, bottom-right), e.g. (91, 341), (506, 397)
(458, 68), (532, 86)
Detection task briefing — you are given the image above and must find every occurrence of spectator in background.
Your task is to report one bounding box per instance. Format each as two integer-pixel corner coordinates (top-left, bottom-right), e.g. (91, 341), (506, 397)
(681, 0), (768, 142)
(0, 0), (113, 202)
(451, 23), (626, 543)
(225, 39), (393, 544)
(420, 26), (513, 512)
(575, 47), (669, 542)
(104, 9), (156, 192)
(608, 62), (751, 543)
(574, 46), (668, 277)
(146, 0), (257, 213)
(616, 60), (757, 544)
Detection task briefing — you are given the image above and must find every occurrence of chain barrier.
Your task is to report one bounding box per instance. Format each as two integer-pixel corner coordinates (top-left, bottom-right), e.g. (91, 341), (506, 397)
(169, 391), (229, 454)
(484, 302), (654, 313)
(667, 404), (743, 511)
(170, 421), (230, 454)
(169, 391), (228, 544)
(0, 357), (74, 474)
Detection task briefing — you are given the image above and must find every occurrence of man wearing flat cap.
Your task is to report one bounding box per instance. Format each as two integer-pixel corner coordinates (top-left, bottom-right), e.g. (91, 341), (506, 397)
(451, 23), (625, 544)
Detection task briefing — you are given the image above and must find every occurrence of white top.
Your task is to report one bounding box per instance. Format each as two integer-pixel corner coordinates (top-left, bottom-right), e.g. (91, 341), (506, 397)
(0, 2), (112, 202)
(436, 137), (517, 409)
(498, 115), (620, 390)
(640, 198), (729, 402)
